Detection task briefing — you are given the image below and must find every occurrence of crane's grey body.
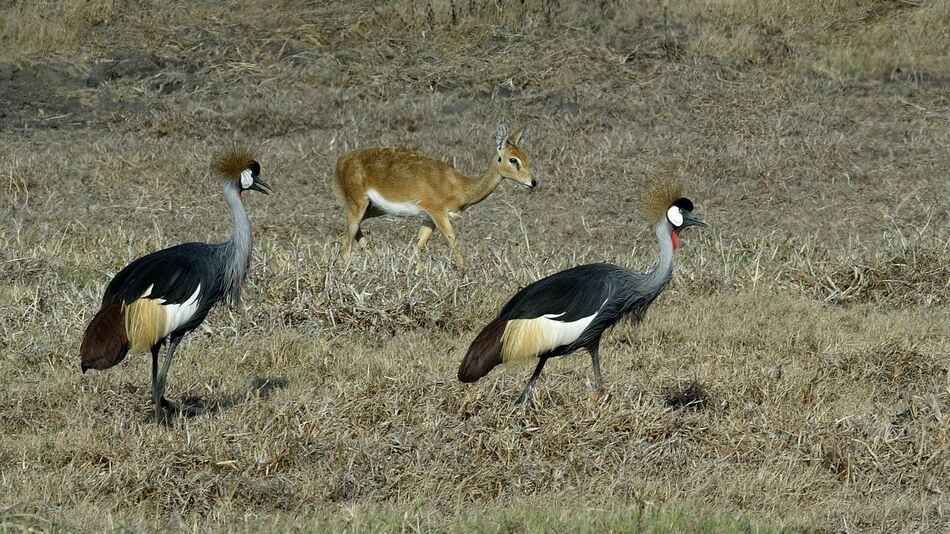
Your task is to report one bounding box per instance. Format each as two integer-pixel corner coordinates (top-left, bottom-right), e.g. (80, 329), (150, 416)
(570, 219), (676, 352)
(458, 196), (705, 404)
(80, 152), (270, 423)
(148, 180), (256, 421)
(506, 219), (676, 402)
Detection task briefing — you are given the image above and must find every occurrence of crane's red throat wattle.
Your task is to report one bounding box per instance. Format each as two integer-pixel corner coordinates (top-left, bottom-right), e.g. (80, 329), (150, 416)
(671, 229), (679, 251)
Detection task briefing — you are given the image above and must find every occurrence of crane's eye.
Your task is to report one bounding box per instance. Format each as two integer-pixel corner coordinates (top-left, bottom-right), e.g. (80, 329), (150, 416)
(666, 206), (683, 227)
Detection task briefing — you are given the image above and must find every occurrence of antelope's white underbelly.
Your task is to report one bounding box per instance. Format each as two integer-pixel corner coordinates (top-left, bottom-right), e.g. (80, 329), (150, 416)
(367, 189), (422, 217)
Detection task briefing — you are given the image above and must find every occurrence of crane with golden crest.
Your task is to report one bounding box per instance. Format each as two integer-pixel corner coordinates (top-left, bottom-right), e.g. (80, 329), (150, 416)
(80, 148), (272, 422)
(333, 124), (537, 267)
(458, 181), (707, 404)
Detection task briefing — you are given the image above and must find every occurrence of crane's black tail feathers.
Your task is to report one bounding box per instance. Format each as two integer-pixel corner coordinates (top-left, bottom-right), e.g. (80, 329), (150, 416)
(80, 301), (130, 373)
(458, 317), (505, 383)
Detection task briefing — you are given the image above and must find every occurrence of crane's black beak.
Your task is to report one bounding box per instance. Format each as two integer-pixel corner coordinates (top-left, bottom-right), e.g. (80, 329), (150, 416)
(682, 211), (708, 229)
(249, 177), (271, 194)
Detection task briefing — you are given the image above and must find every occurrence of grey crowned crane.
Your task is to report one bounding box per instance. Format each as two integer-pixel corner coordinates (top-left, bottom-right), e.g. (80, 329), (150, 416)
(458, 182), (707, 403)
(80, 148), (271, 421)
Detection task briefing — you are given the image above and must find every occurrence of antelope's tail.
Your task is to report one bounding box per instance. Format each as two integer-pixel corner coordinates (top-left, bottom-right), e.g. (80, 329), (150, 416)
(458, 317), (505, 383)
(80, 300), (129, 373)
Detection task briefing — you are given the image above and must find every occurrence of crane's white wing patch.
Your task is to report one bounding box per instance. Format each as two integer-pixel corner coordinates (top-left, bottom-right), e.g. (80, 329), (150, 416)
(539, 312), (598, 346)
(501, 300), (606, 363)
(124, 284), (202, 352)
(367, 189), (422, 217)
(162, 285), (201, 337)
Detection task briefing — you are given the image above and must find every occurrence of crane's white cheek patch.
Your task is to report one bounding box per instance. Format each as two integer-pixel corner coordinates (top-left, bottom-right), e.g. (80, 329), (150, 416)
(667, 206), (683, 227)
(501, 312), (599, 363)
(367, 189), (422, 217)
(240, 169), (254, 189)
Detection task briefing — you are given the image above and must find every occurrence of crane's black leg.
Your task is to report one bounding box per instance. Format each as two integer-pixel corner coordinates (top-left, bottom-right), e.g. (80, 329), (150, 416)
(589, 344), (603, 393)
(516, 357), (548, 405)
(150, 343), (162, 416)
(154, 335), (183, 422)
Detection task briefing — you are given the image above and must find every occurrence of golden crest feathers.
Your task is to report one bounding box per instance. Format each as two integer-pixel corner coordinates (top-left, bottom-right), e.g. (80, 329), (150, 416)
(643, 180), (685, 220)
(212, 147), (256, 179)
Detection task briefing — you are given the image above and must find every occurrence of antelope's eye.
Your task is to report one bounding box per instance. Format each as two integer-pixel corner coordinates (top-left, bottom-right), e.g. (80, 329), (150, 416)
(508, 158), (519, 167)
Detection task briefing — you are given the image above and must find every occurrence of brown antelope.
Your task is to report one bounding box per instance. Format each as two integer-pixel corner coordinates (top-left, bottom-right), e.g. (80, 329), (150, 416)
(334, 124), (536, 267)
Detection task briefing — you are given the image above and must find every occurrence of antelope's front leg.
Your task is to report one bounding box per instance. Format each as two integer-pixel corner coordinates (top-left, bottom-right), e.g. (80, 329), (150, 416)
(341, 198), (369, 269)
(430, 211), (464, 266)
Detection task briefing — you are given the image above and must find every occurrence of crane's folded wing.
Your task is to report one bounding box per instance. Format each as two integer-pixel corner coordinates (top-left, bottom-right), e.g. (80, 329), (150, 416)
(498, 263), (622, 322)
(493, 263), (626, 362)
(103, 242), (218, 305)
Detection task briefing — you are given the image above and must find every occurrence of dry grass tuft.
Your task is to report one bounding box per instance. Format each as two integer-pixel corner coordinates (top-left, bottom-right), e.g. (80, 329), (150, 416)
(0, 0), (117, 55)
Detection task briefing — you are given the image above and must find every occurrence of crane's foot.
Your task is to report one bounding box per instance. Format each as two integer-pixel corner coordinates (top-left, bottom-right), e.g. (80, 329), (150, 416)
(152, 397), (179, 425)
(515, 387), (534, 405)
(588, 387), (606, 405)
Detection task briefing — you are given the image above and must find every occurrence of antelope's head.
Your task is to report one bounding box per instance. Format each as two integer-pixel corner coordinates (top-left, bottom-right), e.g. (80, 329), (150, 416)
(494, 124), (536, 189)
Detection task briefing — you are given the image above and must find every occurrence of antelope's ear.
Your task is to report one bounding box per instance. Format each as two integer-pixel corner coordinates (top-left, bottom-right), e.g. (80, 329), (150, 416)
(495, 124), (510, 152)
(508, 127), (526, 147)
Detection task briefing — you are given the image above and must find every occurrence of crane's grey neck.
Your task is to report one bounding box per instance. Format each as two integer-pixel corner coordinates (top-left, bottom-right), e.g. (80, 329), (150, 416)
(643, 218), (675, 292)
(221, 180), (252, 306)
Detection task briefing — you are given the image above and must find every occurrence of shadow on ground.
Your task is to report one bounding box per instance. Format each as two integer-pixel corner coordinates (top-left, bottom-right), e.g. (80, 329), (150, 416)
(152, 376), (290, 424)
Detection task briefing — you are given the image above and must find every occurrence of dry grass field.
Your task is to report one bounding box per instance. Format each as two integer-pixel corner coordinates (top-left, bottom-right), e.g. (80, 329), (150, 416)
(1, 0), (948, 531)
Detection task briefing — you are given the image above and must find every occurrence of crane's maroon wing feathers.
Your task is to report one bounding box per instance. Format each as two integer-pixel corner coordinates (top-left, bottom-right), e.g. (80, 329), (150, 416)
(458, 317), (505, 383)
(80, 300), (129, 372)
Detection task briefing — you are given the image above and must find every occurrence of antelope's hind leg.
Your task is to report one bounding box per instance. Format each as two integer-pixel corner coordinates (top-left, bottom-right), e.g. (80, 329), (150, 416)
(415, 217), (436, 250)
(341, 197), (370, 268)
(358, 203), (386, 250)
